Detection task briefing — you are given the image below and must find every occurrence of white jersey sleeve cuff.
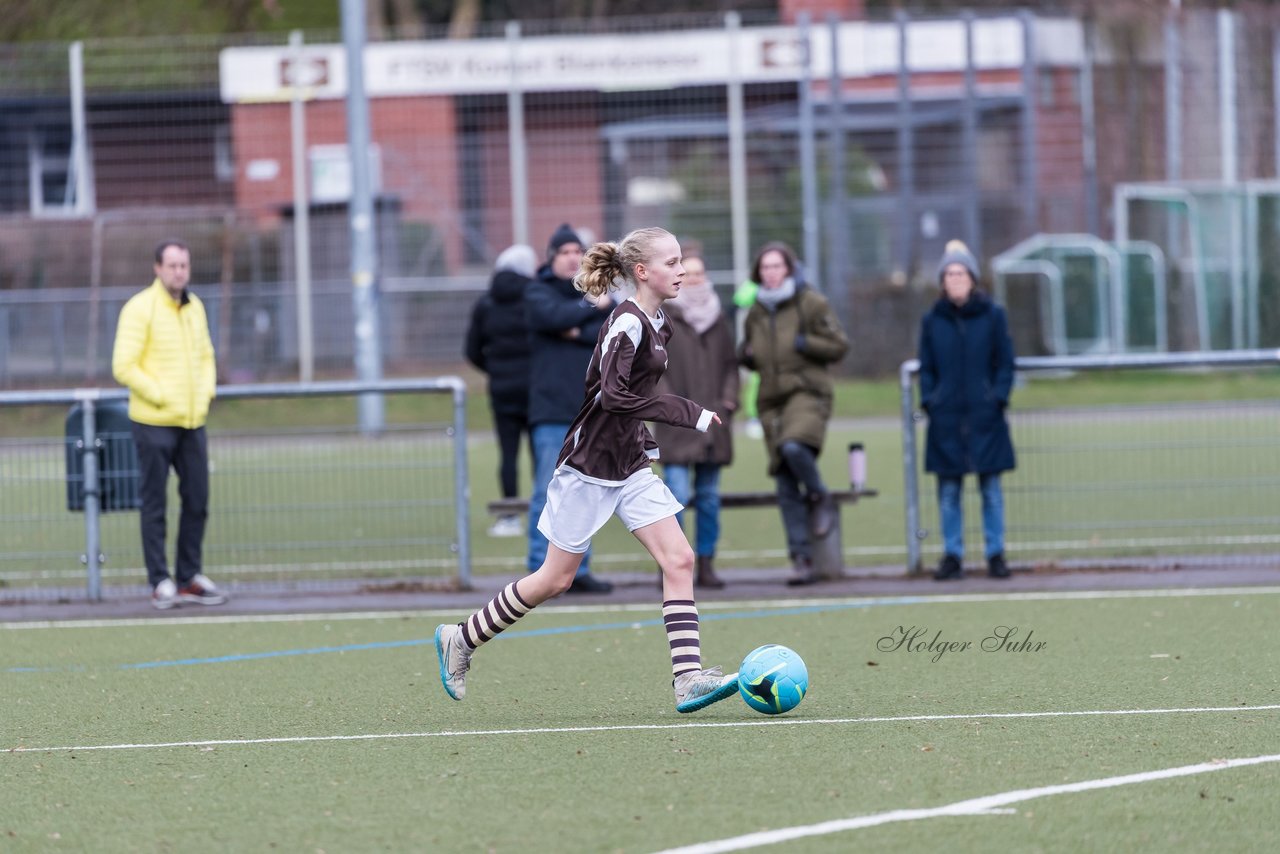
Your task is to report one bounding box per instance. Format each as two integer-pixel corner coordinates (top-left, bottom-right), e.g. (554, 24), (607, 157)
(695, 409), (714, 433)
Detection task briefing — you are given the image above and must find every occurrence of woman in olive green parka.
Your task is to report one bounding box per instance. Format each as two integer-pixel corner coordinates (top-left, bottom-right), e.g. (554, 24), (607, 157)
(739, 242), (848, 585)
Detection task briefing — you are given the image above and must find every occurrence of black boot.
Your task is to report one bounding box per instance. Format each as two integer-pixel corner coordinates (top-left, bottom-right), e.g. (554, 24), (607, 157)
(933, 554), (963, 581)
(987, 553), (1011, 579)
(786, 555), (817, 586)
(568, 572), (613, 594)
(695, 555), (726, 589)
(806, 491), (836, 538)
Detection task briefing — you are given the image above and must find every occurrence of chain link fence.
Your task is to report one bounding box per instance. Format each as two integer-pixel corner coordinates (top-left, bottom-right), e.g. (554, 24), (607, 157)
(19, 8), (1276, 384)
(0, 379), (470, 602)
(900, 351), (1280, 574)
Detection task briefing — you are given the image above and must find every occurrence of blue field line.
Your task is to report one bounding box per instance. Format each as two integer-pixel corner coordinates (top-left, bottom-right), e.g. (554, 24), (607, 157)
(6, 596), (927, 673)
(119, 638), (433, 669)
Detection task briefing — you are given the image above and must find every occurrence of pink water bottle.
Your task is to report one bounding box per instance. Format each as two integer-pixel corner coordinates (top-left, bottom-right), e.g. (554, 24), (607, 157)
(848, 443), (866, 491)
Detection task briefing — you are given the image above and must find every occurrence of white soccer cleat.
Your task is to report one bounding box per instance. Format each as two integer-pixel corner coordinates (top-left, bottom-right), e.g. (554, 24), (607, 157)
(674, 666), (739, 713)
(435, 623), (473, 701)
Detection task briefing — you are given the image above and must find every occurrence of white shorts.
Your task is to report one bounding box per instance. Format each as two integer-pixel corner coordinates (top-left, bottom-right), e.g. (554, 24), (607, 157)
(537, 466), (683, 554)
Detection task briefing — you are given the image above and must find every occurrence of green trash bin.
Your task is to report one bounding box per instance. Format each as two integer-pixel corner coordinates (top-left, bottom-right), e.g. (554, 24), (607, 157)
(65, 399), (141, 512)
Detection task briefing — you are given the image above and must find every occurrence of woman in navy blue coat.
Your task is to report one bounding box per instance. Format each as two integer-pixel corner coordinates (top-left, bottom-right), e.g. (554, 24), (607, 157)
(917, 240), (1015, 581)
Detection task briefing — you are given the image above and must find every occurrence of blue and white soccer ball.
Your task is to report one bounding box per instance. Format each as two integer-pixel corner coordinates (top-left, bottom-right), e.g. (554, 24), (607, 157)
(738, 644), (808, 715)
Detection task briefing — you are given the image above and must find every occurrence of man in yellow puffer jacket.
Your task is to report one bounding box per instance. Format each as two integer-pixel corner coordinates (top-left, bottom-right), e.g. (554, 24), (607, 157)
(112, 239), (226, 610)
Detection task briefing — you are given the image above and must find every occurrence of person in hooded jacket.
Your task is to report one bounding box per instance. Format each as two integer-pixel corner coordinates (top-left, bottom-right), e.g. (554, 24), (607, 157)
(739, 241), (848, 586)
(465, 245), (538, 537)
(523, 223), (616, 593)
(918, 240), (1016, 581)
(653, 252), (738, 589)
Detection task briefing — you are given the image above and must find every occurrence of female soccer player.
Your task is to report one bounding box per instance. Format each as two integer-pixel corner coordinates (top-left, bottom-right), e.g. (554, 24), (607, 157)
(435, 227), (739, 713)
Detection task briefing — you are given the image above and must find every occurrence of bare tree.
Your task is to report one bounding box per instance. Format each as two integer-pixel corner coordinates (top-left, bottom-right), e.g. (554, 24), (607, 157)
(392, 0), (426, 37)
(448, 0), (483, 39)
(367, 0), (386, 40)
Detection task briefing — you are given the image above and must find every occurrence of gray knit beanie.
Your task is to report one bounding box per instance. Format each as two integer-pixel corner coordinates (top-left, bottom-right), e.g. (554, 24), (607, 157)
(936, 239), (980, 285)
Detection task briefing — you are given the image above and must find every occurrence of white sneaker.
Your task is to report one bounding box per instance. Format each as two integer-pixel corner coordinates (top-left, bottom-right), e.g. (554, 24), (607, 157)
(487, 514), (523, 538)
(674, 666), (740, 713)
(435, 624), (473, 701)
(152, 578), (178, 610)
(178, 573), (227, 606)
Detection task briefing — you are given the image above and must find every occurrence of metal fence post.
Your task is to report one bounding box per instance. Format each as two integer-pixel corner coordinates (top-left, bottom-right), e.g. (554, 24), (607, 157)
(827, 12), (849, 294)
(899, 359), (923, 575)
(1218, 9), (1237, 186)
(341, 0), (385, 435)
(797, 13), (820, 282)
(961, 12), (981, 253)
(726, 12), (749, 288)
(1217, 13), (1245, 352)
(1165, 9), (1182, 184)
(1020, 10), (1039, 239)
(289, 29), (315, 384)
(68, 41), (94, 216)
(1080, 18), (1100, 237)
(506, 21), (529, 248)
(1165, 6), (1183, 266)
(451, 379), (472, 590)
(895, 10), (914, 280)
(78, 392), (104, 601)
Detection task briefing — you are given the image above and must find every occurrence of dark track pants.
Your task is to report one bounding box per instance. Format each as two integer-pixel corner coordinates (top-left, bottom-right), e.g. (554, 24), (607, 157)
(131, 421), (209, 588)
(492, 409), (531, 499)
(774, 440), (827, 561)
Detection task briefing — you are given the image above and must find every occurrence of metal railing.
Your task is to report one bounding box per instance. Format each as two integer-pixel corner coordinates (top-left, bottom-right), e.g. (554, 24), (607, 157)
(899, 349), (1280, 574)
(0, 377), (470, 600)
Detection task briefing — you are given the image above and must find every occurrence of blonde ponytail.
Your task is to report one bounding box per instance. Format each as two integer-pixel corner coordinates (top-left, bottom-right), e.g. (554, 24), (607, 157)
(575, 227), (674, 298)
(575, 242), (624, 299)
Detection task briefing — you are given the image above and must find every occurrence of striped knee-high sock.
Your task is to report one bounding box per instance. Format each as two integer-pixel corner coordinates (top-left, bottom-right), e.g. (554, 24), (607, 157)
(662, 599), (702, 679)
(459, 581), (533, 650)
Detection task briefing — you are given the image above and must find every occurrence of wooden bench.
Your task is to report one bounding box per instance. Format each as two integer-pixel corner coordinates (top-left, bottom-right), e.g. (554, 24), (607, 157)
(486, 487), (878, 579)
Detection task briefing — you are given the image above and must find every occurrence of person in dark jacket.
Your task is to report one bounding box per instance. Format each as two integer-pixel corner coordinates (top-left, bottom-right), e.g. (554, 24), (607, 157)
(654, 253), (738, 589)
(739, 242), (848, 586)
(524, 223), (615, 593)
(465, 244), (537, 537)
(918, 240), (1016, 581)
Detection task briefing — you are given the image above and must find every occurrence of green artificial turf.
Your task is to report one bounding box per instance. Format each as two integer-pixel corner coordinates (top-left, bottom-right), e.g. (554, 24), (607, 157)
(3, 589), (1279, 851)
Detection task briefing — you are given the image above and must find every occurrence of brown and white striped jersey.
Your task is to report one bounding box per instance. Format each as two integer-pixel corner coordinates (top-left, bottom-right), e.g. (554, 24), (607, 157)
(556, 298), (713, 484)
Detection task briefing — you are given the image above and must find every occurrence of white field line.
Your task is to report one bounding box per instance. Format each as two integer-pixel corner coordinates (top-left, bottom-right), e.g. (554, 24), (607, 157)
(3, 585), (1280, 630)
(652, 753), (1280, 854)
(9, 529), (1280, 581)
(6, 704), (1279, 755)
